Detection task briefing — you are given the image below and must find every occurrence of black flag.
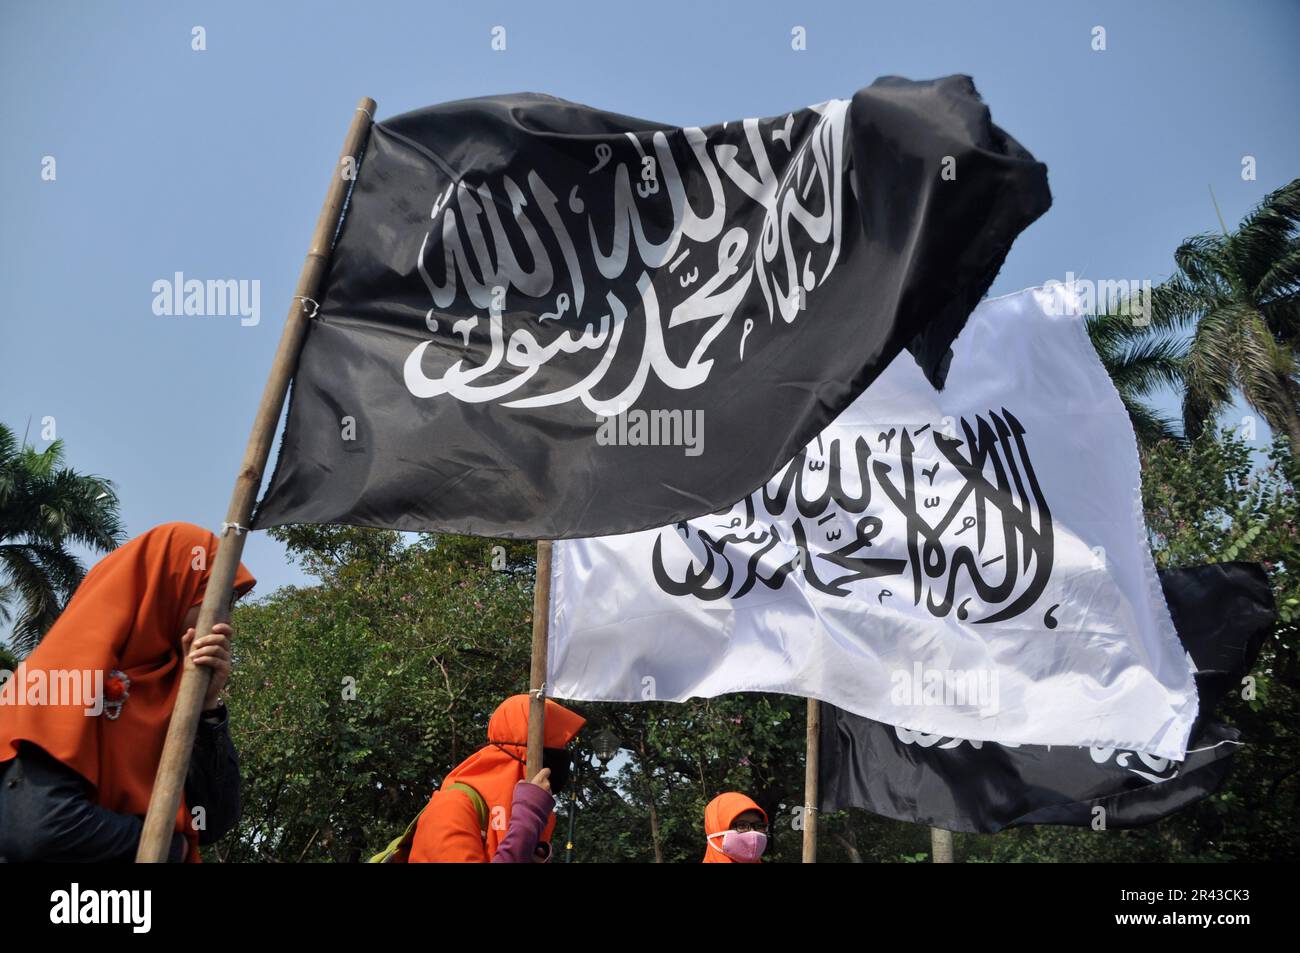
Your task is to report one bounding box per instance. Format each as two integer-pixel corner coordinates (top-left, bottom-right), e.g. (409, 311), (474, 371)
(818, 563), (1275, 832)
(254, 76), (1050, 539)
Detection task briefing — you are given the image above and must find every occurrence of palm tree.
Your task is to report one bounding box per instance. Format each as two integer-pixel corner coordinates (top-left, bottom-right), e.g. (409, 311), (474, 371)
(1086, 308), (1186, 448)
(1150, 178), (1300, 456)
(0, 422), (124, 652)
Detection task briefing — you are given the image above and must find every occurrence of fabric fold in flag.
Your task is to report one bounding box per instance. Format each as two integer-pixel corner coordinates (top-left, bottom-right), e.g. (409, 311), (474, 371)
(254, 75), (1049, 539)
(550, 284), (1198, 759)
(817, 563), (1275, 832)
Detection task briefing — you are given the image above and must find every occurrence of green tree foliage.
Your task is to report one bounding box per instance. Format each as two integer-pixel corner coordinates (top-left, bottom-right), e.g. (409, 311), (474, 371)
(1149, 179), (1300, 454)
(571, 695), (807, 863)
(220, 529), (535, 862)
(0, 421), (123, 652)
(1086, 309), (1185, 447)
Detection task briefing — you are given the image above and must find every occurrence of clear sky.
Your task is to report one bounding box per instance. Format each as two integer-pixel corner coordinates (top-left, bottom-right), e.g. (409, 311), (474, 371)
(2, 0), (1297, 610)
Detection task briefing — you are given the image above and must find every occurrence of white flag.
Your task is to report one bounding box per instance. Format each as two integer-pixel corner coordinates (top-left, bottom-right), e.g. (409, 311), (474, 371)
(550, 285), (1198, 759)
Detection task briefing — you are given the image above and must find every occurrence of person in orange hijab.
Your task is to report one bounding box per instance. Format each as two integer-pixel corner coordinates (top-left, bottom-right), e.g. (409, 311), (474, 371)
(0, 522), (255, 862)
(409, 694), (585, 863)
(703, 792), (769, 863)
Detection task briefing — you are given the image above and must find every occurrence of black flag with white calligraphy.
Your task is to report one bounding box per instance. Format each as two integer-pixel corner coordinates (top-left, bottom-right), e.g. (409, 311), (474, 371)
(817, 563), (1275, 832)
(254, 76), (1049, 538)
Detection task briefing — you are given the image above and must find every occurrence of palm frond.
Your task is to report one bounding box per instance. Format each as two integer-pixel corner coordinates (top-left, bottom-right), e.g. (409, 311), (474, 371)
(0, 544), (63, 653)
(1147, 274), (1220, 330)
(0, 421), (123, 648)
(1254, 243), (1300, 304)
(1260, 295), (1300, 348)
(1174, 233), (1237, 292)
(1127, 402), (1182, 447)
(1237, 178), (1300, 294)
(1181, 306), (1238, 436)
(1102, 334), (1188, 396)
(1236, 311), (1300, 438)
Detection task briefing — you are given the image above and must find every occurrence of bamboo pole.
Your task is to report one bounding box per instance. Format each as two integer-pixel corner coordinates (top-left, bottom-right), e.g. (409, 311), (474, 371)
(136, 97), (377, 862)
(526, 540), (553, 778)
(802, 698), (820, 863)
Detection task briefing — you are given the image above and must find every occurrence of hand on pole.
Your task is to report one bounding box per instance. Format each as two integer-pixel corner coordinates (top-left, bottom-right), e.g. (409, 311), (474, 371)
(182, 622), (233, 710)
(526, 767), (552, 794)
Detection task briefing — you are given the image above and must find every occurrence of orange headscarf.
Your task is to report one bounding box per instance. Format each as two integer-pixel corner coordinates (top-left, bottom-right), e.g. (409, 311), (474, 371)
(703, 792), (768, 863)
(0, 522), (255, 861)
(410, 694), (585, 861)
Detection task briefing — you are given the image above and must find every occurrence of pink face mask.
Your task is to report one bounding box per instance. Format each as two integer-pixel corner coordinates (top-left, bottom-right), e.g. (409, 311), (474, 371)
(709, 829), (768, 862)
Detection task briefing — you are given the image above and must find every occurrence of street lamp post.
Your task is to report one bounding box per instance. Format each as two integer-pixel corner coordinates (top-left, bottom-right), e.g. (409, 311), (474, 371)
(566, 727), (621, 863)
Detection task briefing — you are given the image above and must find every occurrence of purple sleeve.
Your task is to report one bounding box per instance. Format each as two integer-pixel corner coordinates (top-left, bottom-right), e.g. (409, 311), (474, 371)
(489, 782), (556, 864)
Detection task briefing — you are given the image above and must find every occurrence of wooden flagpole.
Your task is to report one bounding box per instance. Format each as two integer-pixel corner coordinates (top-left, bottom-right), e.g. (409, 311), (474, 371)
(526, 540), (554, 778)
(136, 97), (377, 862)
(802, 698), (820, 862)
(931, 827), (954, 863)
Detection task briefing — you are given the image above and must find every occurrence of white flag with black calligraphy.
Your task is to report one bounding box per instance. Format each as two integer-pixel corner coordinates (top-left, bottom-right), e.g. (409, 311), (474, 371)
(549, 284), (1199, 760)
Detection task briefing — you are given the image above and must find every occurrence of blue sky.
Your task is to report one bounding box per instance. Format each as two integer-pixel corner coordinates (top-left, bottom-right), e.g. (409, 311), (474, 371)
(2, 0), (1297, 610)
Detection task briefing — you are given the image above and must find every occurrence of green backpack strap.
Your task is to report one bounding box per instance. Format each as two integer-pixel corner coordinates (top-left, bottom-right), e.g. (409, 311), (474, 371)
(367, 813), (424, 864)
(366, 781), (489, 863)
(445, 782), (490, 839)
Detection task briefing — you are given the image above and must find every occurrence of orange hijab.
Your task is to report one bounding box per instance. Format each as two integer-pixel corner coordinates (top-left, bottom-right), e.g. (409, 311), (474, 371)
(0, 522), (255, 860)
(412, 694), (585, 860)
(703, 792), (768, 863)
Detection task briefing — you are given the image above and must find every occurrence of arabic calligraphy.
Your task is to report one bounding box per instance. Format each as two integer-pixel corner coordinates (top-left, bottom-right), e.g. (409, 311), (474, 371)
(403, 100), (850, 414)
(893, 727), (1182, 784)
(651, 410), (1055, 625)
